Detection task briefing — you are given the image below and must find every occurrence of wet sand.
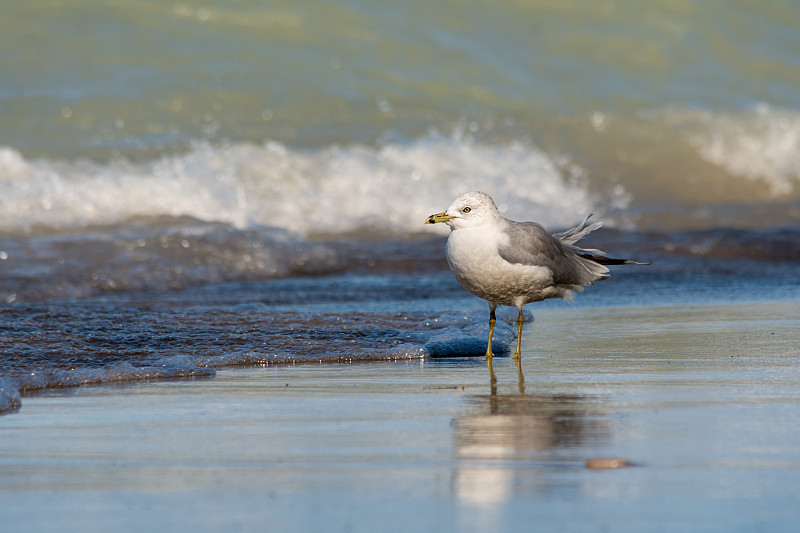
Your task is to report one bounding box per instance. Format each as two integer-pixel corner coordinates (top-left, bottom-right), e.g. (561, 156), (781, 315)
(1, 300), (799, 532)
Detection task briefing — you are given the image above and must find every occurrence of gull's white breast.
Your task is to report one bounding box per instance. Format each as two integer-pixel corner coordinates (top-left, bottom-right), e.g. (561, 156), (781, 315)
(445, 224), (554, 307)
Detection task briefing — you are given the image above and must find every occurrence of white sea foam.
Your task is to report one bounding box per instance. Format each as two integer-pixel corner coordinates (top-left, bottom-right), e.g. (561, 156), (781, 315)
(0, 132), (619, 236)
(667, 104), (800, 196)
(4, 111), (796, 241)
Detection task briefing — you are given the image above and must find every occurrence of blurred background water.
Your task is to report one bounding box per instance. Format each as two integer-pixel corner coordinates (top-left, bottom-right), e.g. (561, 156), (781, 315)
(1, 0), (799, 398)
(2, 0), (799, 234)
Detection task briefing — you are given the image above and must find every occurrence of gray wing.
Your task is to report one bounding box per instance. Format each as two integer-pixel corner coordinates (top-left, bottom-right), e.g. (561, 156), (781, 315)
(497, 220), (608, 286)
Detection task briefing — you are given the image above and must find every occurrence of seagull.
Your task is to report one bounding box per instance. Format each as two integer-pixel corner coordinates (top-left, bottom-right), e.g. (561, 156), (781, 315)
(426, 191), (646, 360)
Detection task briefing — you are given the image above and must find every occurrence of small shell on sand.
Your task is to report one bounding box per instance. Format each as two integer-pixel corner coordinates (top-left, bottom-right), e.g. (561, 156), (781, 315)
(585, 458), (636, 470)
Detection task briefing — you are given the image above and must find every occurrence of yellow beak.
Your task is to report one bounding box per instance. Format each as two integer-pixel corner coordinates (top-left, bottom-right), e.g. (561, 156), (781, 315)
(425, 212), (454, 224)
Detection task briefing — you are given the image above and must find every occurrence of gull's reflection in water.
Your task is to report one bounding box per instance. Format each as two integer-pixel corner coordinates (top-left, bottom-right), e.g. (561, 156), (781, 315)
(453, 363), (608, 506)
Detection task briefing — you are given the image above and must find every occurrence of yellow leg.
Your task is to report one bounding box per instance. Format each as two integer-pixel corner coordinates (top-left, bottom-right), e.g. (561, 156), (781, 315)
(485, 306), (496, 358)
(513, 308), (524, 359)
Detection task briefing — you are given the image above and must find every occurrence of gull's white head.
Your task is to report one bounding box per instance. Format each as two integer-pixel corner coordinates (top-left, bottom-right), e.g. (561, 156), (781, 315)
(425, 191), (501, 230)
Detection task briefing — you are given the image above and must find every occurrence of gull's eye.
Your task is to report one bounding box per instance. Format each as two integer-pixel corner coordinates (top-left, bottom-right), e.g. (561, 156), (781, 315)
(462, 207), (471, 213)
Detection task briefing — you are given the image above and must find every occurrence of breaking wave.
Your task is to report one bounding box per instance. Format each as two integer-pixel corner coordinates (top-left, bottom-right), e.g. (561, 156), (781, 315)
(0, 131), (620, 237)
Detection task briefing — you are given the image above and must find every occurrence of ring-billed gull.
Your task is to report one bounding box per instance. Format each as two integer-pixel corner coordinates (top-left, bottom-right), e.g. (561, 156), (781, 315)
(426, 191), (646, 360)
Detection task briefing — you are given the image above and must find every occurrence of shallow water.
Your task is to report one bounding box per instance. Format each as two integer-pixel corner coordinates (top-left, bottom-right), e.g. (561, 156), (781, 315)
(2, 301), (799, 532)
(2, 250), (798, 407)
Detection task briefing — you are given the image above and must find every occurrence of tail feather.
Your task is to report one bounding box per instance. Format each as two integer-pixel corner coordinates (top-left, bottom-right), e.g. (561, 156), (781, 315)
(581, 253), (649, 266)
(554, 213), (603, 245)
(556, 214), (650, 268)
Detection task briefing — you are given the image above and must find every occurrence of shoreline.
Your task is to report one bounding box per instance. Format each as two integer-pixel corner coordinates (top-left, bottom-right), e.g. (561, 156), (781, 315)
(2, 297), (798, 414)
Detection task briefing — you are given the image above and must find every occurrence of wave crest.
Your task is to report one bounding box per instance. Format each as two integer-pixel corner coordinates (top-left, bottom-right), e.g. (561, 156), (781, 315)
(0, 132), (622, 236)
(668, 104), (800, 197)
